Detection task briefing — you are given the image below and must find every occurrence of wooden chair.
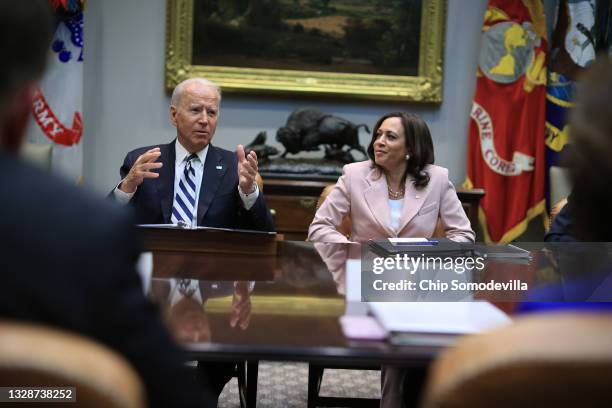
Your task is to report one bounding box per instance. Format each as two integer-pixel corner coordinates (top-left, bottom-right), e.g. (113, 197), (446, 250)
(255, 173), (264, 193)
(315, 184), (352, 237)
(549, 197), (568, 229)
(0, 320), (145, 408)
(235, 361), (259, 408)
(421, 313), (612, 408)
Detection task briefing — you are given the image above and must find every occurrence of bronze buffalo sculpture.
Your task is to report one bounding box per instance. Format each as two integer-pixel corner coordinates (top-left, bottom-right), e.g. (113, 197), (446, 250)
(275, 108), (368, 162)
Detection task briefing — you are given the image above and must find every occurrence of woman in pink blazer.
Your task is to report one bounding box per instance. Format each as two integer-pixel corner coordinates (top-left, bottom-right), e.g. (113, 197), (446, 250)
(309, 112), (474, 408)
(308, 112), (474, 243)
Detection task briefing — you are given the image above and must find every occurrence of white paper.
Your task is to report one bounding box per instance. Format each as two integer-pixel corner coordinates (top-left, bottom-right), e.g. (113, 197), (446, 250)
(136, 252), (153, 295)
(388, 237), (431, 245)
(345, 259), (362, 302)
(369, 302), (511, 334)
(137, 223), (184, 228)
(345, 259), (369, 315)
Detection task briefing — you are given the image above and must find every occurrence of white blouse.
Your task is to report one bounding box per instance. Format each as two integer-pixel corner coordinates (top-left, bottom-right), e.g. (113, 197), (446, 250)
(388, 198), (404, 232)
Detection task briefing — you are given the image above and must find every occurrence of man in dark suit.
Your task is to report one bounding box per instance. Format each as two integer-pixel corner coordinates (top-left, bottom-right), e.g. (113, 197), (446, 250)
(111, 78), (274, 232)
(0, 2), (213, 406)
(111, 77), (274, 400)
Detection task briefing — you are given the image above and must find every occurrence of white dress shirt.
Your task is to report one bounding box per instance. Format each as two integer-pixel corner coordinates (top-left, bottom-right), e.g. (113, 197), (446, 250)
(113, 140), (259, 226)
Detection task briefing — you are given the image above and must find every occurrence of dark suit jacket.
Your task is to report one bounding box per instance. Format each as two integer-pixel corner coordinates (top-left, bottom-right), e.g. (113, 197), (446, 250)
(0, 152), (213, 407)
(117, 140), (274, 231)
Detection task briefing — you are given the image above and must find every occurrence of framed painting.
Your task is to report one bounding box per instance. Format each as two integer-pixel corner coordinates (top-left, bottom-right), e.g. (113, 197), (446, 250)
(166, 0), (446, 102)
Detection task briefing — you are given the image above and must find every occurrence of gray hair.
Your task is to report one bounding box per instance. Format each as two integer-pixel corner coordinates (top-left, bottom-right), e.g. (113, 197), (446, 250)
(170, 78), (222, 107)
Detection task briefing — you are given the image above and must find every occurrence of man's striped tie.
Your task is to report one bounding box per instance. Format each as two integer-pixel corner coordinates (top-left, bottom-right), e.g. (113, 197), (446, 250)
(171, 153), (198, 226)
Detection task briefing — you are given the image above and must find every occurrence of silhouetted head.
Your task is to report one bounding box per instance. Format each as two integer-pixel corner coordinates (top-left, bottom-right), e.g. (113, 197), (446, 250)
(568, 57), (612, 240)
(0, 0), (54, 152)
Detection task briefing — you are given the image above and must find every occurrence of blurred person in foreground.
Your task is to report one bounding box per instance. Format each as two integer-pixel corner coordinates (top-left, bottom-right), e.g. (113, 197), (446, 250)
(566, 58), (612, 243)
(308, 112), (475, 408)
(520, 57), (612, 311)
(0, 1), (213, 406)
(308, 112), (474, 243)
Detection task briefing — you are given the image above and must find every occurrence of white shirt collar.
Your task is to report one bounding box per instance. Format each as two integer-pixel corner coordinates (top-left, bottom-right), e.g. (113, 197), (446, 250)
(175, 139), (209, 166)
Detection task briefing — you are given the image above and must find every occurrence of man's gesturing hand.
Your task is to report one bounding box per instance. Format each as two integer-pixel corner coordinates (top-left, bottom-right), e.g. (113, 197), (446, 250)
(230, 282), (252, 330)
(237, 144), (258, 194)
(119, 147), (163, 193)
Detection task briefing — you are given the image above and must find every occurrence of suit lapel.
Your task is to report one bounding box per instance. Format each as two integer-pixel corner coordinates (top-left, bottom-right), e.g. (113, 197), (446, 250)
(157, 141), (176, 223)
(197, 145), (227, 225)
(363, 168), (395, 237)
(397, 176), (430, 233)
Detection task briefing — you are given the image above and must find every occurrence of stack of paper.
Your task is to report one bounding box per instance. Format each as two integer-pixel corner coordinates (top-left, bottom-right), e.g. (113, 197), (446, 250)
(369, 302), (511, 335)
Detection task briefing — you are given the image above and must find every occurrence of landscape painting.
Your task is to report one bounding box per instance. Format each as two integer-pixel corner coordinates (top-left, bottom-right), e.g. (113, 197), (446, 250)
(165, 0), (446, 102)
(192, 0), (422, 76)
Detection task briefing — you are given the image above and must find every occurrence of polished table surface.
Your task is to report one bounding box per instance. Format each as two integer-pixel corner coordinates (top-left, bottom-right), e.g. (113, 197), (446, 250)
(143, 241), (612, 365)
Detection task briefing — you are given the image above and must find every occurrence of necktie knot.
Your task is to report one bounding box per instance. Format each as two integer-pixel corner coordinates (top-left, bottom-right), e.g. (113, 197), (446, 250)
(177, 279), (197, 297)
(184, 153), (198, 175)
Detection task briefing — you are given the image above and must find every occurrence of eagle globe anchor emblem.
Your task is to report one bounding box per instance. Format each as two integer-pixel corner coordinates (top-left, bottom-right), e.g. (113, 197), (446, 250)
(472, 21), (545, 176)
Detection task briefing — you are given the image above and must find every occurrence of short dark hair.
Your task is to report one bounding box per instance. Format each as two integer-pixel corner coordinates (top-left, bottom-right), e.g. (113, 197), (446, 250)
(568, 57), (612, 240)
(367, 112), (435, 188)
(0, 0), (54, 106)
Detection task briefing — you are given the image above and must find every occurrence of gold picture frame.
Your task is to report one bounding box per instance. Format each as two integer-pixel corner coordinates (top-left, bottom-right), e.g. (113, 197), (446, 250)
(165, 0), (446, 102)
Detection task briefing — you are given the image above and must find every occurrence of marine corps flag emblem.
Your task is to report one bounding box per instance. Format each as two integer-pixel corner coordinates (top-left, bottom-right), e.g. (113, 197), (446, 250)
(465, 0), (547, 243)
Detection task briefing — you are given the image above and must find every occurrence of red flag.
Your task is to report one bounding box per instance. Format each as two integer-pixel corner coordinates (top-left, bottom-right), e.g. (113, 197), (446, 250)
(27, 2), (84, 183)
(465, 0), (547, 243)
(49, 0), (69, 11)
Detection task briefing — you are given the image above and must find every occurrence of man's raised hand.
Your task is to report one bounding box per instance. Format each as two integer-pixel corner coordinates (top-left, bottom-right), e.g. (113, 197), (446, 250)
(237, 144), (258, 194)
(119, 147), (163, 193)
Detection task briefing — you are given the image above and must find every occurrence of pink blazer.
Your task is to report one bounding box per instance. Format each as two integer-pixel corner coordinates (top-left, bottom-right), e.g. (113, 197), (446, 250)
(308, 161), (475, 243)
